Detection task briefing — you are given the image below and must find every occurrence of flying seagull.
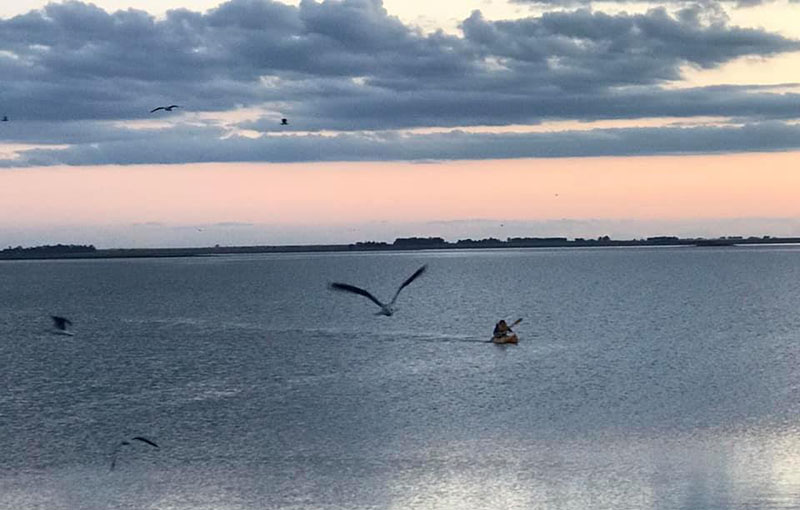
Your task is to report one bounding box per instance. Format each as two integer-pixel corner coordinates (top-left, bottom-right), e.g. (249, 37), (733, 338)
(110, 436), (160, 471)
(329, 265), (427, 316)
(150, 105), (180, 113)
(280, 118), (288, 125)
(51, 316), (72, 330)
(50, 315), (74, 335)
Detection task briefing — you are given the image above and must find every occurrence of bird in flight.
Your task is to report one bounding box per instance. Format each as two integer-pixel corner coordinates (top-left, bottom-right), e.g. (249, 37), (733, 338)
(110, 436), (160, 471)
(51, 316), (72, 329)
(280, 118), (288, 125)
(329, 265), (427, 316)
(50, 315), (73, 335)
(150, 105), (180, 113)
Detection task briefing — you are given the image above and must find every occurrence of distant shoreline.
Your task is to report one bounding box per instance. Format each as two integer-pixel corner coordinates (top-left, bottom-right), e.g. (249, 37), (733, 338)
(2, 236), (800, 261)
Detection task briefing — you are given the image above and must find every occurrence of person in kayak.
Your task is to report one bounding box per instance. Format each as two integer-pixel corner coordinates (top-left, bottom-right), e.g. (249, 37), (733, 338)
(493, 319), (513, 339)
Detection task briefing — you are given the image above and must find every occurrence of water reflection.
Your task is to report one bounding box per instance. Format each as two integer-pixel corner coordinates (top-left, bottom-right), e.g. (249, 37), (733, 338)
(1, 248), (799, 509)
(383, 427), (800, 510)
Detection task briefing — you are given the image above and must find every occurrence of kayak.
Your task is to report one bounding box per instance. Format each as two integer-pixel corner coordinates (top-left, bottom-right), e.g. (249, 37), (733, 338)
(491, 333), (518, 344)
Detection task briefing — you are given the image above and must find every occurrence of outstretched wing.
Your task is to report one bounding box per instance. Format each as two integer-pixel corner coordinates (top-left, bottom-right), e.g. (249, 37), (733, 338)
(508, 318), (523, 330)
(150, 107), (165, 113)
(167, 105), (180, 110)
(390, 265), (427, 305)
(109, 441), (129, 471)
(131, 436), (159, 448)
(329, 282), (385, 308)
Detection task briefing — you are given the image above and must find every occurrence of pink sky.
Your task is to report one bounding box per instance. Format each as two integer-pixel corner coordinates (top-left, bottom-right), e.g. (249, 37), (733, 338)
(2, 151), (800, 246)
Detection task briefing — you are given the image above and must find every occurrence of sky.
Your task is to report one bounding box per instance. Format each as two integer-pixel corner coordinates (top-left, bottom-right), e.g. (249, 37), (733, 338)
(1, 0), (800, 247)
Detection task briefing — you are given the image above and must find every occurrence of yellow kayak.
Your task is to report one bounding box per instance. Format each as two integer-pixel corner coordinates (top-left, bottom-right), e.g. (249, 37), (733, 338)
(491, 333), (518, 344)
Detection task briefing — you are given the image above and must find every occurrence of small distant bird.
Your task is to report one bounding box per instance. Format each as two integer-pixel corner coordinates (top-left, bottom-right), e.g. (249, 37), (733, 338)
(50, 315), (73, 335)
(280, 118), (288, 125)
(150, 105), (180, 113)
(51, 316), (71, 329)
(110, 436), (160, 471)
(1, 116), (8, 122)
(329, 265), (427, 316)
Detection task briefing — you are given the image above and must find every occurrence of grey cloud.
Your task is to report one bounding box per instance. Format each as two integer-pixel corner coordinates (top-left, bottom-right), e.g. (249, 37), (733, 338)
(0, 0), (475, 121)
(460, 7), (797, 78)
(1, 1), (797, 122)
(511, 0), (779, 7)
(241, 84), (800, 132)
(0, 120), (218, 145)
(1, 0), (799, 165)
(4, 120), (800, 167)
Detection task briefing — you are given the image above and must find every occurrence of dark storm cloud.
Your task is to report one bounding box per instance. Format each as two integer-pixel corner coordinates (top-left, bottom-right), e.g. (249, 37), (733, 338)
(1, 0), (799, 164)
(4, 120), (800, 167)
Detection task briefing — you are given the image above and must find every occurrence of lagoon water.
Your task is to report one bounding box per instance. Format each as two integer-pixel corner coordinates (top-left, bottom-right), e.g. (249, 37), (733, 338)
(0, 247), (798, 510)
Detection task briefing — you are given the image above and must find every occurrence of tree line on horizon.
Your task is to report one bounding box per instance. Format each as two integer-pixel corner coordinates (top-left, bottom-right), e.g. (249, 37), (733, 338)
(351, 235), (789, 249)
(1, 244), (96, 254)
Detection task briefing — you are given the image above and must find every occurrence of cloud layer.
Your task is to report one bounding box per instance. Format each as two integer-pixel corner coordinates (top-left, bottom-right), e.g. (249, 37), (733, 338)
(512, 0), (800, 8)
(1, 0), (800, 165)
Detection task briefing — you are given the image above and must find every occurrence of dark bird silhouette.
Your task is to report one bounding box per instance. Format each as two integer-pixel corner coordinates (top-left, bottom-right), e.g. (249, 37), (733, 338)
(110, 436), (160, 471)
(51, 315), (72, 331)
(329, 265), (427, 316)
(1, 116), (8, 122)
(280, 118), (288, 125)
(150, 105), (180, 113)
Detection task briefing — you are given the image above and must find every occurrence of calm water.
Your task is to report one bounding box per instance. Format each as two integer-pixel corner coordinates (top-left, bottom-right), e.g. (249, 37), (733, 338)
(0, 247), (798, 510)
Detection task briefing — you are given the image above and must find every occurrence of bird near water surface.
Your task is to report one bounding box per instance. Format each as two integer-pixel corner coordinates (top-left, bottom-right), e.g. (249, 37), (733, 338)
(329, 265), (427, 316)
(50, 315), (73, 335)
(110, 436), (160, 471)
